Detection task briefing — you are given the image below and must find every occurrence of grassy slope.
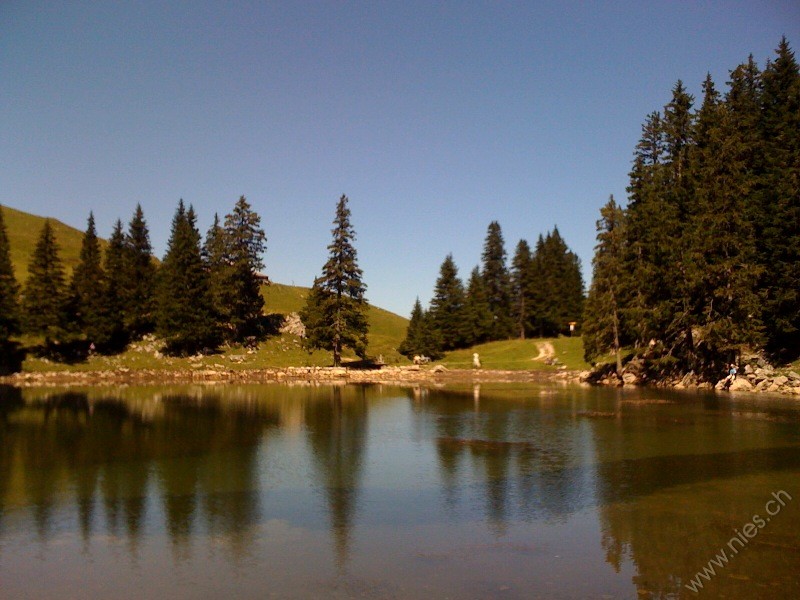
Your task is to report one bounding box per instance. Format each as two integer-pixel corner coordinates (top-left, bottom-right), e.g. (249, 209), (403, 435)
(262, 282), (410, 363)
(5, 206), (588, 373)
(2, 204), (103, 283)
(22, 282), (410, 371)
(438, 336), (589, 371)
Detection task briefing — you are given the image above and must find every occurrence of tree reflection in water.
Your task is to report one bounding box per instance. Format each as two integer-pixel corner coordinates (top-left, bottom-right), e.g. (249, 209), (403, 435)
(1, 383), (799, 598)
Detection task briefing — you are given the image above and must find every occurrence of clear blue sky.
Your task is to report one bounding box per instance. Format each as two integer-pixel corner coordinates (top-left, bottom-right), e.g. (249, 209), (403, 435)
(2, 1), (798, 317)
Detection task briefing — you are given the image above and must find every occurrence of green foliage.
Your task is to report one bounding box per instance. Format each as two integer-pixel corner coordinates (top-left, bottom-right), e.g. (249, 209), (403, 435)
(68, 213), (116, 349)
(463, 266), (493, 346)
(123, 204), (157, 337)
(156, 201), (221, 355)
(429, 254), (467, 351)
(203, 213), (228, 320)
(757, 38), (800, 357)
(21, 220), (71, 352)
(300, 195), (369, 366)
(102, 220), (129, 351)
(399, 298), (443, 360)
(211, 196), (267, 342)
(0, 205), (20, 341)
(583, 197), (627, 369)
(413, 221), (585, 355)
(481, 221), (514, 339)
(585, 38), (800, 375)
(529, 229), (584, 337)
(510, 239), (532, 339)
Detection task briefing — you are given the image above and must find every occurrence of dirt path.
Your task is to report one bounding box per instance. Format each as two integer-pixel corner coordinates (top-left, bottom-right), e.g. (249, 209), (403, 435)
(533, 341), (555, 361)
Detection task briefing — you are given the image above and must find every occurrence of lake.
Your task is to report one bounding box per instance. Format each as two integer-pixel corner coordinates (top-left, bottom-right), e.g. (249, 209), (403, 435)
(1, 382), (798, 599)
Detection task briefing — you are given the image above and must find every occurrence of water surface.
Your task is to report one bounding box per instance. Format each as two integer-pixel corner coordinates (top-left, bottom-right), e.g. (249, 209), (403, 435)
(1, 382), (798, 598)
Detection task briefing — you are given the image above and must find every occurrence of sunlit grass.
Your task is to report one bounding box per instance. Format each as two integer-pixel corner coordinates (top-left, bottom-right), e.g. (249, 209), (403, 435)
(437, 336), (588, 371)
(3, 204), (105, 283)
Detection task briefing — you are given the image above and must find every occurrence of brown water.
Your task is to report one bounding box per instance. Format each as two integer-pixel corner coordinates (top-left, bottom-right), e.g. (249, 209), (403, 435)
(0, 382), (798, 599)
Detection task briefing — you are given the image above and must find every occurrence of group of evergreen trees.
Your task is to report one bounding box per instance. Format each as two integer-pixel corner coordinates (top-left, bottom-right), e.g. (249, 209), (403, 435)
(583, 38), (800, 376)
(400, 221), (584, 358)
(0, 196), (267, 361)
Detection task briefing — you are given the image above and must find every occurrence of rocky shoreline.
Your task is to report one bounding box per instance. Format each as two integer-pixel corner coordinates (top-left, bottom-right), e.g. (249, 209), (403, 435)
(578, 358), (800, 397)
(3, 363), (798, 398)
(1, 365), (580, 388)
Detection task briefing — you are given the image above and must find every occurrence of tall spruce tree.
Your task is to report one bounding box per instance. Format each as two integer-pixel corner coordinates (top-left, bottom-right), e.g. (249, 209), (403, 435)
(398, 299), (443, 360)
(530, 229), (584, 337)
(220, 196), (267, 342)
(510, 240), (533, 339)
(429, 254), (467, 351)
(481, 221), (514, 340)
(156, 201), (220, 355)
(300, 195), (368, 366)
(69, 213), (112, 349)
(203, 213), (228, 324)
(399, 298), (425, 358)
(22, 220), (67, 344)
(123, 204), (156, 337)
(102, 219), (128, 350)
(463, 266), (493, 346)
(583, 197), (627, 371)
(758, 38), (800, 357)
(624, 111), (672, 346)
(662, 81), (698, 359)
(685, 74), (763, 367)
(0, 205), (20, 342)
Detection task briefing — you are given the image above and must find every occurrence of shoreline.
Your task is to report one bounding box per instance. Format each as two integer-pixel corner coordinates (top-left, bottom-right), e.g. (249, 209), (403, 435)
(0, 365), (580, 388)
(1, 365), (798, 399)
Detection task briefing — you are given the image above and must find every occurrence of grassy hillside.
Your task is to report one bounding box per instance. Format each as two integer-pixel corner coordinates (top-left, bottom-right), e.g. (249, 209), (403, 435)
(19, 280), (409, 372)
(2, 204), (102, 283)
(5, 207), (590, 373)
(438, 337), (589, 371)
(262, 282), (409, 362)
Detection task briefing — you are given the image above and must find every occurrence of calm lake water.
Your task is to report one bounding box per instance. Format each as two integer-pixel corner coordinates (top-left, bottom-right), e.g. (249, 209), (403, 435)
(1, 382), (798, 599)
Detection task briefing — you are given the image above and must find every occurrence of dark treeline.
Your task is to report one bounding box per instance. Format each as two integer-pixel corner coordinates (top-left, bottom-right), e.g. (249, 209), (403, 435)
(400, 221), (584, 359)
(583, 38), (800, 377)
(0, 196), (267, 367)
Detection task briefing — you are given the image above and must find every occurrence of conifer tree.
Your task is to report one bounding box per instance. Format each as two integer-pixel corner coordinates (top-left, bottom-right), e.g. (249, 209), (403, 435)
(300, 195), (368, 366)
(69, 213), (112, 349)
(429, 254), (467, 351)
(663, 80), (695, 207)
(530, 229), (584, 337)
(156, 201), (220, 355)
(481, 221), (514, 340)
(758, 38), (800, 357)
(583, 197), (627, 371)
(399, 298), (425, 358)
(102, 219), (128, 350)
(399, 298), (443, 359)
(0, 205), (20, 343)
(624, 111), (673, 346)
(123, 204), (156, 337)
(203, 213), (227, 322)
(463, 266), (493, 346)
(510, 240), (532, 339)
(22, 220), (67, 344)
(686, 75), (764, 365)
(527, 235), (549, 337)
(220, 196), (267, 342)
